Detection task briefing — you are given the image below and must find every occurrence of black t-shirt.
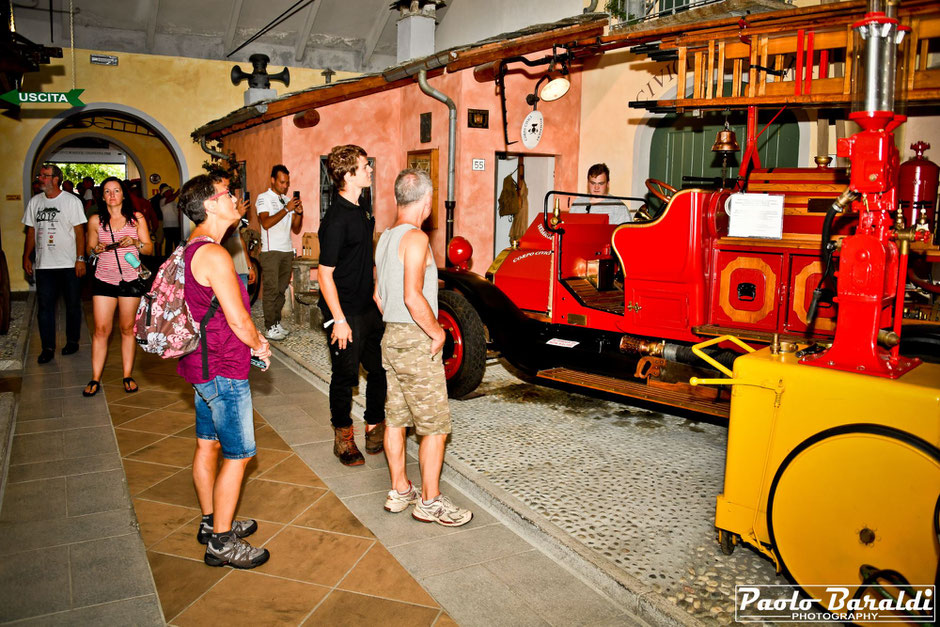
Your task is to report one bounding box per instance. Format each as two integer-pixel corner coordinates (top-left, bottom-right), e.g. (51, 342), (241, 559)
(318, 190), (376, 317)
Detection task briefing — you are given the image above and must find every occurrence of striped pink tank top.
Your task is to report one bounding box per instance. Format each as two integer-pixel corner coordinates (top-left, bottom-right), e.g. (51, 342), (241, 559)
(95, 218), (140, 285)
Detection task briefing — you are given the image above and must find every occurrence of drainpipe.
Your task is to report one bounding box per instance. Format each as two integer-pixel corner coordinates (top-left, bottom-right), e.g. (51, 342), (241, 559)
(199, 136), (246, 193)
(584, 0), (599, 12)
(417, 68), (456, 255)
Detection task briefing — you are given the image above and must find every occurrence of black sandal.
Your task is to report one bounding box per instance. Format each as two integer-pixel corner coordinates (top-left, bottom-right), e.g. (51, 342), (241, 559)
(123, 377), (139, 394)
(82, 380), (101, 397)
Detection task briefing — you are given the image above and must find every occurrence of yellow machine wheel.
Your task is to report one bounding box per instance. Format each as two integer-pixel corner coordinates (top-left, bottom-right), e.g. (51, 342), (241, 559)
(767, 425), (940, 599)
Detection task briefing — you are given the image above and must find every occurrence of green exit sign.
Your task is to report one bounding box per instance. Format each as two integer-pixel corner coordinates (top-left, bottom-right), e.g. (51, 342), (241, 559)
(1, 89), (85, 107)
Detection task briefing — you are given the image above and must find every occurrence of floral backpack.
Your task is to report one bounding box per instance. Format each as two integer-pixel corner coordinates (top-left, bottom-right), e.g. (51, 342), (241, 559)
(134, 236), (219, 378)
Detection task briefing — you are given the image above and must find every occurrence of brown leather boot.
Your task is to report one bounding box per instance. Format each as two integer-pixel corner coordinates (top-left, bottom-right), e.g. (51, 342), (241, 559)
(365, 421), (386, 455)
(333, 426), (365, 466)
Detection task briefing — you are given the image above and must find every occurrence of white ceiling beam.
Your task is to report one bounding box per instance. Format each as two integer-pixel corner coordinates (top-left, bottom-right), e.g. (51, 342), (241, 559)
(224, 0), (245, 54)
(145, 0), (160, 52)
(362, 5), (393, 67)
(294, 0), (322, 63)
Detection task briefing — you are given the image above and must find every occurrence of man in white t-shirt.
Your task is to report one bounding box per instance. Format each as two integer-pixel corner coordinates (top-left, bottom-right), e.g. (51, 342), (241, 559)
(22, 164), (88, 364)
(160, 185), (181, 255)
(570, 163), (633, 224)
(255, 164), (303, 340)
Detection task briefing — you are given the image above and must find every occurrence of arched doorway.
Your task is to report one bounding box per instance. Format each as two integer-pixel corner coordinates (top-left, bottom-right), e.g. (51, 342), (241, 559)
(23, 103), (188, 202)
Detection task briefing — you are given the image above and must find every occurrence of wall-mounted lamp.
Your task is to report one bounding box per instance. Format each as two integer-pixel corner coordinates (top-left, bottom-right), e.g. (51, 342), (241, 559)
(525, 53), (570, 107)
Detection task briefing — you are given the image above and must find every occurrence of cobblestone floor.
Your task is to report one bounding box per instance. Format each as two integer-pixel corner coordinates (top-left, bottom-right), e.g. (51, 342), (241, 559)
(0, 299), (29, 370)
(255, 304), (784, 625)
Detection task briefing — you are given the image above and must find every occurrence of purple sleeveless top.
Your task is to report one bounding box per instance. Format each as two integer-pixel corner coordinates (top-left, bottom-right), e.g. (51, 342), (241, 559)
(177, 241), (251, 384)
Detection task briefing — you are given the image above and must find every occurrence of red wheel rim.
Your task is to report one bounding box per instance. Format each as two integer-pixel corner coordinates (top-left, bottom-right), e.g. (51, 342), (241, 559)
(437, 308), (463, 380)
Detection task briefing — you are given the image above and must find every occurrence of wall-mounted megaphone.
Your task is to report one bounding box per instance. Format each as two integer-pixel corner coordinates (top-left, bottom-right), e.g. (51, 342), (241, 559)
(231, 53), (290, 90)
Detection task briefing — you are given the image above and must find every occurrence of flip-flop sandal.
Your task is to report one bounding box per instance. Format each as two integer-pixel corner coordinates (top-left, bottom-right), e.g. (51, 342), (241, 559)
(82, 380), (101, 397)
(123, 377), (139, 394)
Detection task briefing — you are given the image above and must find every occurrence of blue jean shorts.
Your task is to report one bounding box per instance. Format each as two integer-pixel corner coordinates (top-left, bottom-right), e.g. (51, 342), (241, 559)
(193, 376), (256, 459)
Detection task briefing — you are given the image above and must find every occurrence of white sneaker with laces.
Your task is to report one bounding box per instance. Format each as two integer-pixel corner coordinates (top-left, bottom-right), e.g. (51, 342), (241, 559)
(412, 494), (472, 527)
(385, 483), (421, 513)
(265, 325), (286, 340)
(274, 322), (289, 338)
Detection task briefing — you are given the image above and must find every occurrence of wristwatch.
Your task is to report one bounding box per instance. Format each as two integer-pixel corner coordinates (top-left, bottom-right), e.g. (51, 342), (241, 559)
(76, 255), (86, 263)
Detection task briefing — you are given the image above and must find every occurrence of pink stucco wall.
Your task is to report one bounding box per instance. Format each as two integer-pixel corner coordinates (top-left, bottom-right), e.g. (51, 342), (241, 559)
(225, 119), (285, 203)
(224, 50), (582, 274)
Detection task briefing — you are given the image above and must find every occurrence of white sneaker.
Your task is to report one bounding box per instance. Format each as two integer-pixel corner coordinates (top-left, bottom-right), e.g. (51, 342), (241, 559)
(274, 322), (289, 338)
(384, 482), (420, 513)
(265, 325), (286, 340)
(412, 494), (472, 527)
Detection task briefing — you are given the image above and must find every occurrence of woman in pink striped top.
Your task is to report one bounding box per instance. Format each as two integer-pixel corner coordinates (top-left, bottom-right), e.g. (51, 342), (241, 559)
(83, 177), (153, 397)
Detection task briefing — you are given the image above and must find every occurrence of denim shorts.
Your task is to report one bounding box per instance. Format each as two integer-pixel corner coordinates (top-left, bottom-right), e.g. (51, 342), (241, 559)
(193, 376), (256, 459)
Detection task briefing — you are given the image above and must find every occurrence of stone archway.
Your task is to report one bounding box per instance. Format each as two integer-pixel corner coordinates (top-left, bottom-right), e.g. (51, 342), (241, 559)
(22, 103), (189, 199)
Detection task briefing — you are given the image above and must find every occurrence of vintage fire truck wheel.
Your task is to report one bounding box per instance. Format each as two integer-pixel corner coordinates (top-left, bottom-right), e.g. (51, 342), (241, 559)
(437, 290), (486, 398)
(767, 425), (940, 602)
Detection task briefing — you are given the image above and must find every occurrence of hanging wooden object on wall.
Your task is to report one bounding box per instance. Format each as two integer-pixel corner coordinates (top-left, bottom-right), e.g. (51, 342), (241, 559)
(406, 148), (439, 231)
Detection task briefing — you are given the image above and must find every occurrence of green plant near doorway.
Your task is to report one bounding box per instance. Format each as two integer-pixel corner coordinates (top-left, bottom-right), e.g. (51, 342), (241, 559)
(51, 163), (126, 185)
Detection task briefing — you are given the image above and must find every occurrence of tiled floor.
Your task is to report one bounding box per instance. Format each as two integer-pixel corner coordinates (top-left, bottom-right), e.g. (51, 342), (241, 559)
(105, 350), (452, 625)
(2, 302), (640, 626)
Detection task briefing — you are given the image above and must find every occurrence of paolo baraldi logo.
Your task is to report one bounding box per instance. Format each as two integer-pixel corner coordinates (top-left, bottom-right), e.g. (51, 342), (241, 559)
(734, 584), (935, 623)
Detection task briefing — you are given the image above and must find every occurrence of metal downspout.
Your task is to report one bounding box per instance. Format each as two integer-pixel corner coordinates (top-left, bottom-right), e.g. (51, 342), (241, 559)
(417, 69), (456, 256)
(199, 136), (247, 200)
(584, 0), (599, 12)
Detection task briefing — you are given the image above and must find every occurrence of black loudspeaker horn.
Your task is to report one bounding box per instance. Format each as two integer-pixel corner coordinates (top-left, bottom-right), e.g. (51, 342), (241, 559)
(230, 53), (290, 90)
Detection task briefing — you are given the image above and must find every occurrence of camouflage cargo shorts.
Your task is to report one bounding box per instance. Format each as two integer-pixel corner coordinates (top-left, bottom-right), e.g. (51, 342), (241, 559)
(381, 322), (451, 436)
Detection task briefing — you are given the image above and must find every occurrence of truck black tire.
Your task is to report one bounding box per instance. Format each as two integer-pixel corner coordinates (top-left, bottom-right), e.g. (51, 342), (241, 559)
(438, 289), (486, 398)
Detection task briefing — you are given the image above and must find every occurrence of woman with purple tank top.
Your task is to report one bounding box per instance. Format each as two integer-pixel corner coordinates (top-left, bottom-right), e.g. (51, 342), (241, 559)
(82, 177), (153, 397)
(175, 174), (272, 570)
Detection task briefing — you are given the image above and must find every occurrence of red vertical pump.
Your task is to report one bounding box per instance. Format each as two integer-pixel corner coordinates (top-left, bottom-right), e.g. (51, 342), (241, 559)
(801, 0), (932, 378)
(899, 141), (939, 244)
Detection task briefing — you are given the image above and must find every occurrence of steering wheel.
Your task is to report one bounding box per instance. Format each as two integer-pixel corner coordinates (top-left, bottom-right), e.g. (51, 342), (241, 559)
(645, 178), (677, 204)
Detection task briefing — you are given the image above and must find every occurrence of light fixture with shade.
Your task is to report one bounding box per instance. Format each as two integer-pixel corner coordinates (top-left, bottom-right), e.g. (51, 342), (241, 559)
(525, 49), (570, 107)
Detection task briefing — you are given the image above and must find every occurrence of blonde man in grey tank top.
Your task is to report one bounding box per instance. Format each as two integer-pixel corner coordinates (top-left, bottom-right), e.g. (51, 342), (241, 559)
(373, 169), (472, 527)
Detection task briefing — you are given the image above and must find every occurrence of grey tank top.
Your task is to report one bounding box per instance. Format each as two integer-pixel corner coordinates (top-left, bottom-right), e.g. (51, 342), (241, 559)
(375, 224), (438, 323)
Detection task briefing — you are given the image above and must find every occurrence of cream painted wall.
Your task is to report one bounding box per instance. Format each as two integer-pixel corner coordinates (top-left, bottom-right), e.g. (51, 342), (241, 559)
(1, 47), (354, 291)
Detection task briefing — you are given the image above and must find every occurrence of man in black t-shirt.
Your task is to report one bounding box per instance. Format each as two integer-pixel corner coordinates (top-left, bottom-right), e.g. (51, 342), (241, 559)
(318, 145), (386, 466)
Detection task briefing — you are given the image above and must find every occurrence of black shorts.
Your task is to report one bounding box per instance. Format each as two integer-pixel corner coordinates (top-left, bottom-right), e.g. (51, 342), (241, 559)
(91, 276), (143, 298)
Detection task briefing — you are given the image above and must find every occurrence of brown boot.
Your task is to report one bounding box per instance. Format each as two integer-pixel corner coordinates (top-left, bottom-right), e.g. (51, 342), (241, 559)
(365, 421), (386, 455)
(333, 426), (365, 466)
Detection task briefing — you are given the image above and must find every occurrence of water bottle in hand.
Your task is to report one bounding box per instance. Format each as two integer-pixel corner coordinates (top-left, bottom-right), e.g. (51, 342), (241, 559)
(124, 252), (152, 280)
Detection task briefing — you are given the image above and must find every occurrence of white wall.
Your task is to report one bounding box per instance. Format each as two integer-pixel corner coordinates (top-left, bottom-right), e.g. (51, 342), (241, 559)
(436, 0), (589, 51)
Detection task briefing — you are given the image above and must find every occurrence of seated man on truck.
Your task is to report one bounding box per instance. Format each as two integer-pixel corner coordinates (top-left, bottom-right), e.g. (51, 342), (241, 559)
(570, 163), (633, 224)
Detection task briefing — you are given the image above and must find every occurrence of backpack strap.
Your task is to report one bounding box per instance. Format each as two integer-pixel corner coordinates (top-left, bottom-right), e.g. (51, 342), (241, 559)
(199, 296), (220, 380)
(185, 238), (221, 380)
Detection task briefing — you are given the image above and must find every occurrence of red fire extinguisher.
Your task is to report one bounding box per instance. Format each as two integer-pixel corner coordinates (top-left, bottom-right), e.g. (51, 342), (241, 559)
(898, 141), (939, 245)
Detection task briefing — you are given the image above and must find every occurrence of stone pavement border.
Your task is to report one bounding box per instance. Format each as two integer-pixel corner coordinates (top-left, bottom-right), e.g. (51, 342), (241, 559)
(270, 338), (702, 627)
(0, 293), (33, 515)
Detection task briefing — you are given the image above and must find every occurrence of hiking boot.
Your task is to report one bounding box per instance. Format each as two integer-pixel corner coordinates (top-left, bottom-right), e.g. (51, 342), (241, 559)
(412, 494), (473, 527)
(365, 421), (385, 455)
(197, 516), (258, 545)
(204, 533), (269, 569)
(384, 482), (420, 513)
(333, 426), (364, 466)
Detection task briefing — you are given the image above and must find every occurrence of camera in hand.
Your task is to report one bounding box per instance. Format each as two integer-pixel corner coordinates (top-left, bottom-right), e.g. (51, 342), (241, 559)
(293, 191), (300, 199)
(104, 242), (121, 251)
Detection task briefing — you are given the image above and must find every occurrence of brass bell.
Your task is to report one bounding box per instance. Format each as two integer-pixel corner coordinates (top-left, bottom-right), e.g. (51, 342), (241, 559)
(711, 122), (739, 153)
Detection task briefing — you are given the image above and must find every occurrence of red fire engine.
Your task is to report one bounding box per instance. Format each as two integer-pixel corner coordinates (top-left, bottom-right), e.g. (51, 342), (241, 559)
(433, 0), (940, 420)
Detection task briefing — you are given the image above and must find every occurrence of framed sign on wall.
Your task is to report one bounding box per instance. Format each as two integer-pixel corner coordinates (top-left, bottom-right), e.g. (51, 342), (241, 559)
(406, 148), (439, 231)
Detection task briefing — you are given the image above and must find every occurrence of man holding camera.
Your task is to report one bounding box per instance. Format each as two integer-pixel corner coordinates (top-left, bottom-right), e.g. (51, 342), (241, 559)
(256, 164), (303, 340)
